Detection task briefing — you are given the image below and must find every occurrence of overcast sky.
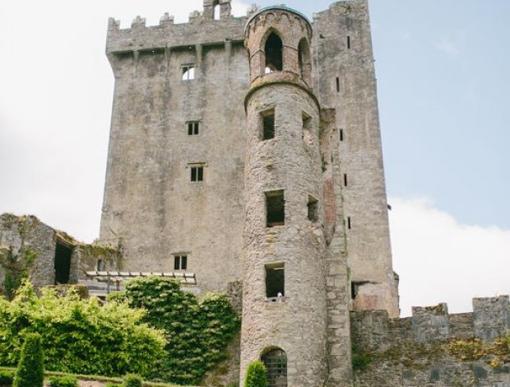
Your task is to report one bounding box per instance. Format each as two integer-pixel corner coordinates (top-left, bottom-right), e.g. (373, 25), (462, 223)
(0, 0), (508, 316)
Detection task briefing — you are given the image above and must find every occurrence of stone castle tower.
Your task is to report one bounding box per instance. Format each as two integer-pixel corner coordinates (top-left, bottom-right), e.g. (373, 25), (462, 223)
(100, 1), (399, 385)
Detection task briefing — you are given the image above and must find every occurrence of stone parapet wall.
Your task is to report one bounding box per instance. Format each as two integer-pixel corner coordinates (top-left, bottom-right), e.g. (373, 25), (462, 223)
(352, 296), (510, 386)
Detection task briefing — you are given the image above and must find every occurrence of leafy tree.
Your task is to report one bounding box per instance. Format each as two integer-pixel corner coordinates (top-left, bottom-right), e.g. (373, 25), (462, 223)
(13, 333), (44, 387)
(0, 281), (165, 378)
(244, 361), (268, 387)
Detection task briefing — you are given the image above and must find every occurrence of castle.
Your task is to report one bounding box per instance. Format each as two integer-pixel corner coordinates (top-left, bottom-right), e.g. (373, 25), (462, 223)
(0, 1), (508, 386)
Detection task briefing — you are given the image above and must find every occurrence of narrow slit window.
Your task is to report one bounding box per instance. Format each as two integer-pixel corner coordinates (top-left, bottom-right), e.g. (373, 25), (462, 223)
(336, 77), (340, 93)
(307, 196), (318, 222)
(174, 255), (188, 270)
(339, 128), (344, 141)
(302, 112), (313, 145)
(187, 121), (200, 135)
(261, 109), (275, 140)
(344, 174), (348, 187)
(182, 64), (195, 81)
(190, 165), (204, 182)
(265, 263), (284, 299)
(265, 190), (285, 227)
(347, 36), (351, 49)
(347, 216), (352, 229)
(96, 259), (105, 271)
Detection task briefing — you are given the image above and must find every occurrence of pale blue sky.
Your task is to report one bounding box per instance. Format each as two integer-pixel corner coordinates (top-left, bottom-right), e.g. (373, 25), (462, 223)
(255, 0), (510, 229)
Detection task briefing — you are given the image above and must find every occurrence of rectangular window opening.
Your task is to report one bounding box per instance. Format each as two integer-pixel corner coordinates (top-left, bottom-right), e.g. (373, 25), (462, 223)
(307, 196), (319, 222)
(347, 216), (352, 230)
(347, 36), (351, 49)
(336, 77), (340, 93)
(261, 109), (275, 140)
(339, 128), (344, 141)
(351, 281), (365, 300)
(174, 255), (188, 270)
(182, 64), (195, 81)
(190, 165), (204, 182)
(54, 242), (73, 285)
(344, 173), (348, 187)
(187, 121), (200, 135)
(265, 190), (285, 227)
(266, 263), (285, 299)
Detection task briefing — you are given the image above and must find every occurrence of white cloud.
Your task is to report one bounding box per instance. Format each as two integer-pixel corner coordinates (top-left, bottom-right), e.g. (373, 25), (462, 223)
(389, 197), (510, 316)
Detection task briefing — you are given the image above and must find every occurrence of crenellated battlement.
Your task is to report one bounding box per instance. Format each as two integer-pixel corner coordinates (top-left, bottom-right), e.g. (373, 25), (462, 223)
(352, 295), (510, 352)
(106, 0), (258, 56)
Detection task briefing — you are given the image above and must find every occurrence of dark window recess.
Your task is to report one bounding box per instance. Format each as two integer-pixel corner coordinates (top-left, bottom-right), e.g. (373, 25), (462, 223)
(265, 32), (283, 73)
(266, 263), (284, 298)
(190, 166), (204, 182)
(262, 348), (287, 387)
(187, 121), (200, 135)
(174, 255), (188, 270)
(336, 77), (340, 93)
(262, 109), (275, 140)
(307, 196), (319, 222)
(344, 174), (348, 187)
(96, 259), (105, 271)
(339, 128), (344, 141)
(351, 281), (369, 300)
(347, 216), (352, 229)
(347, 35), (351, 49)
(54, 243), (73, 285)
(266, 190), (285, 227)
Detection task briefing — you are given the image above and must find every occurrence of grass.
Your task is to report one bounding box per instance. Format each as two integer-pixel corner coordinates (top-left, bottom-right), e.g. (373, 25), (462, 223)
(0, 367), (197, 387)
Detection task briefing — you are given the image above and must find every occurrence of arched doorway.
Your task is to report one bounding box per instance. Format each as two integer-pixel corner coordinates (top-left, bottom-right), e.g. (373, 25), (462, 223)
(261, 348), (287, 387)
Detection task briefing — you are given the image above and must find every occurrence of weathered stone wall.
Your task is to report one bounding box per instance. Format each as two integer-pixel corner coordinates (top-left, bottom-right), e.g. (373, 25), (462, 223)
(100, 1), (249, 293)
(0, 214), (58, 291)
(0, 213), (121, 296)
(313, 0), (399, 316)
(352, 296), (510, 386)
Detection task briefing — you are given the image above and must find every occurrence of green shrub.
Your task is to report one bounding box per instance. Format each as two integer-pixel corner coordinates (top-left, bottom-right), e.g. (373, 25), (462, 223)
(244, 361), (267, 387)
(48, 375), (78, 387)
(0, 369), (14, 385)
(122, 374), (142, 387)
(105, 383), (120, 387)
(13, 333), (44, 387)
(120, 277), (240, 385)
(0, 281), (165, 379)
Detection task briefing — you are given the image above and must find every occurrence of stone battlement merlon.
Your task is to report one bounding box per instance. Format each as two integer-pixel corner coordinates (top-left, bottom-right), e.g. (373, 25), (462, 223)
(352, 295), (510, 353)
(106, 0), (255, 55)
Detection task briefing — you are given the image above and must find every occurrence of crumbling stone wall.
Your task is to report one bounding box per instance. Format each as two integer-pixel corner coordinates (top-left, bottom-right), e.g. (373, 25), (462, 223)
(351, 296), (510, 386)
(0, 213), (122, 296)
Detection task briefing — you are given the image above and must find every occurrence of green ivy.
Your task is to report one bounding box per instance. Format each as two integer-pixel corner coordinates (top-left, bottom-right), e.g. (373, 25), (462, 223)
(116, 277), (240, 385)
(0, 281), (165, 378)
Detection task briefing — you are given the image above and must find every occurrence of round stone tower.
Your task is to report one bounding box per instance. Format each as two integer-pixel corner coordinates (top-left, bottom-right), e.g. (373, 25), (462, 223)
(241, 6), (328, 386)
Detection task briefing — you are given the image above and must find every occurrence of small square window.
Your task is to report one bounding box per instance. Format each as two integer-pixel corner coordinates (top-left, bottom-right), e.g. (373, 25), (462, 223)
(187, 121), (200, 135)
(182, 64), (195, 81)
(174, 255), (188, 270)
(266, 263), (284, 299)
(261, 109), (275, 140)
(266, 190), (285, 227)
(190, 166), (204, 182)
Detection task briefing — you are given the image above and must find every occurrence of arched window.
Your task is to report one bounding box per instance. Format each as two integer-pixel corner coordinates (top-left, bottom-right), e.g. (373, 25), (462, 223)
(298, 38), (311, 82)
(261, 348), (287, 387)
(264, 33), (283, 73)
(213, 0), (220, 20)
(96, 258), (105, 271)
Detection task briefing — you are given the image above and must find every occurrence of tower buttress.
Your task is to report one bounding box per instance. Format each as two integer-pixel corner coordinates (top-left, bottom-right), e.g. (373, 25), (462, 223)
(240, 6), (351, 386)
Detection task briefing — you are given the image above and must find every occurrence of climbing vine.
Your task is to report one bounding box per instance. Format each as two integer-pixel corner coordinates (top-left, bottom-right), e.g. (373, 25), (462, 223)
(111, 277), (240, 385)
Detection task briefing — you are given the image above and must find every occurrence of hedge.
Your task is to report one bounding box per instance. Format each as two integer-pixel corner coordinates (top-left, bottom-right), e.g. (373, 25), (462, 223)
(0, 281), (165, 378)
(13, 333), (44, 387)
